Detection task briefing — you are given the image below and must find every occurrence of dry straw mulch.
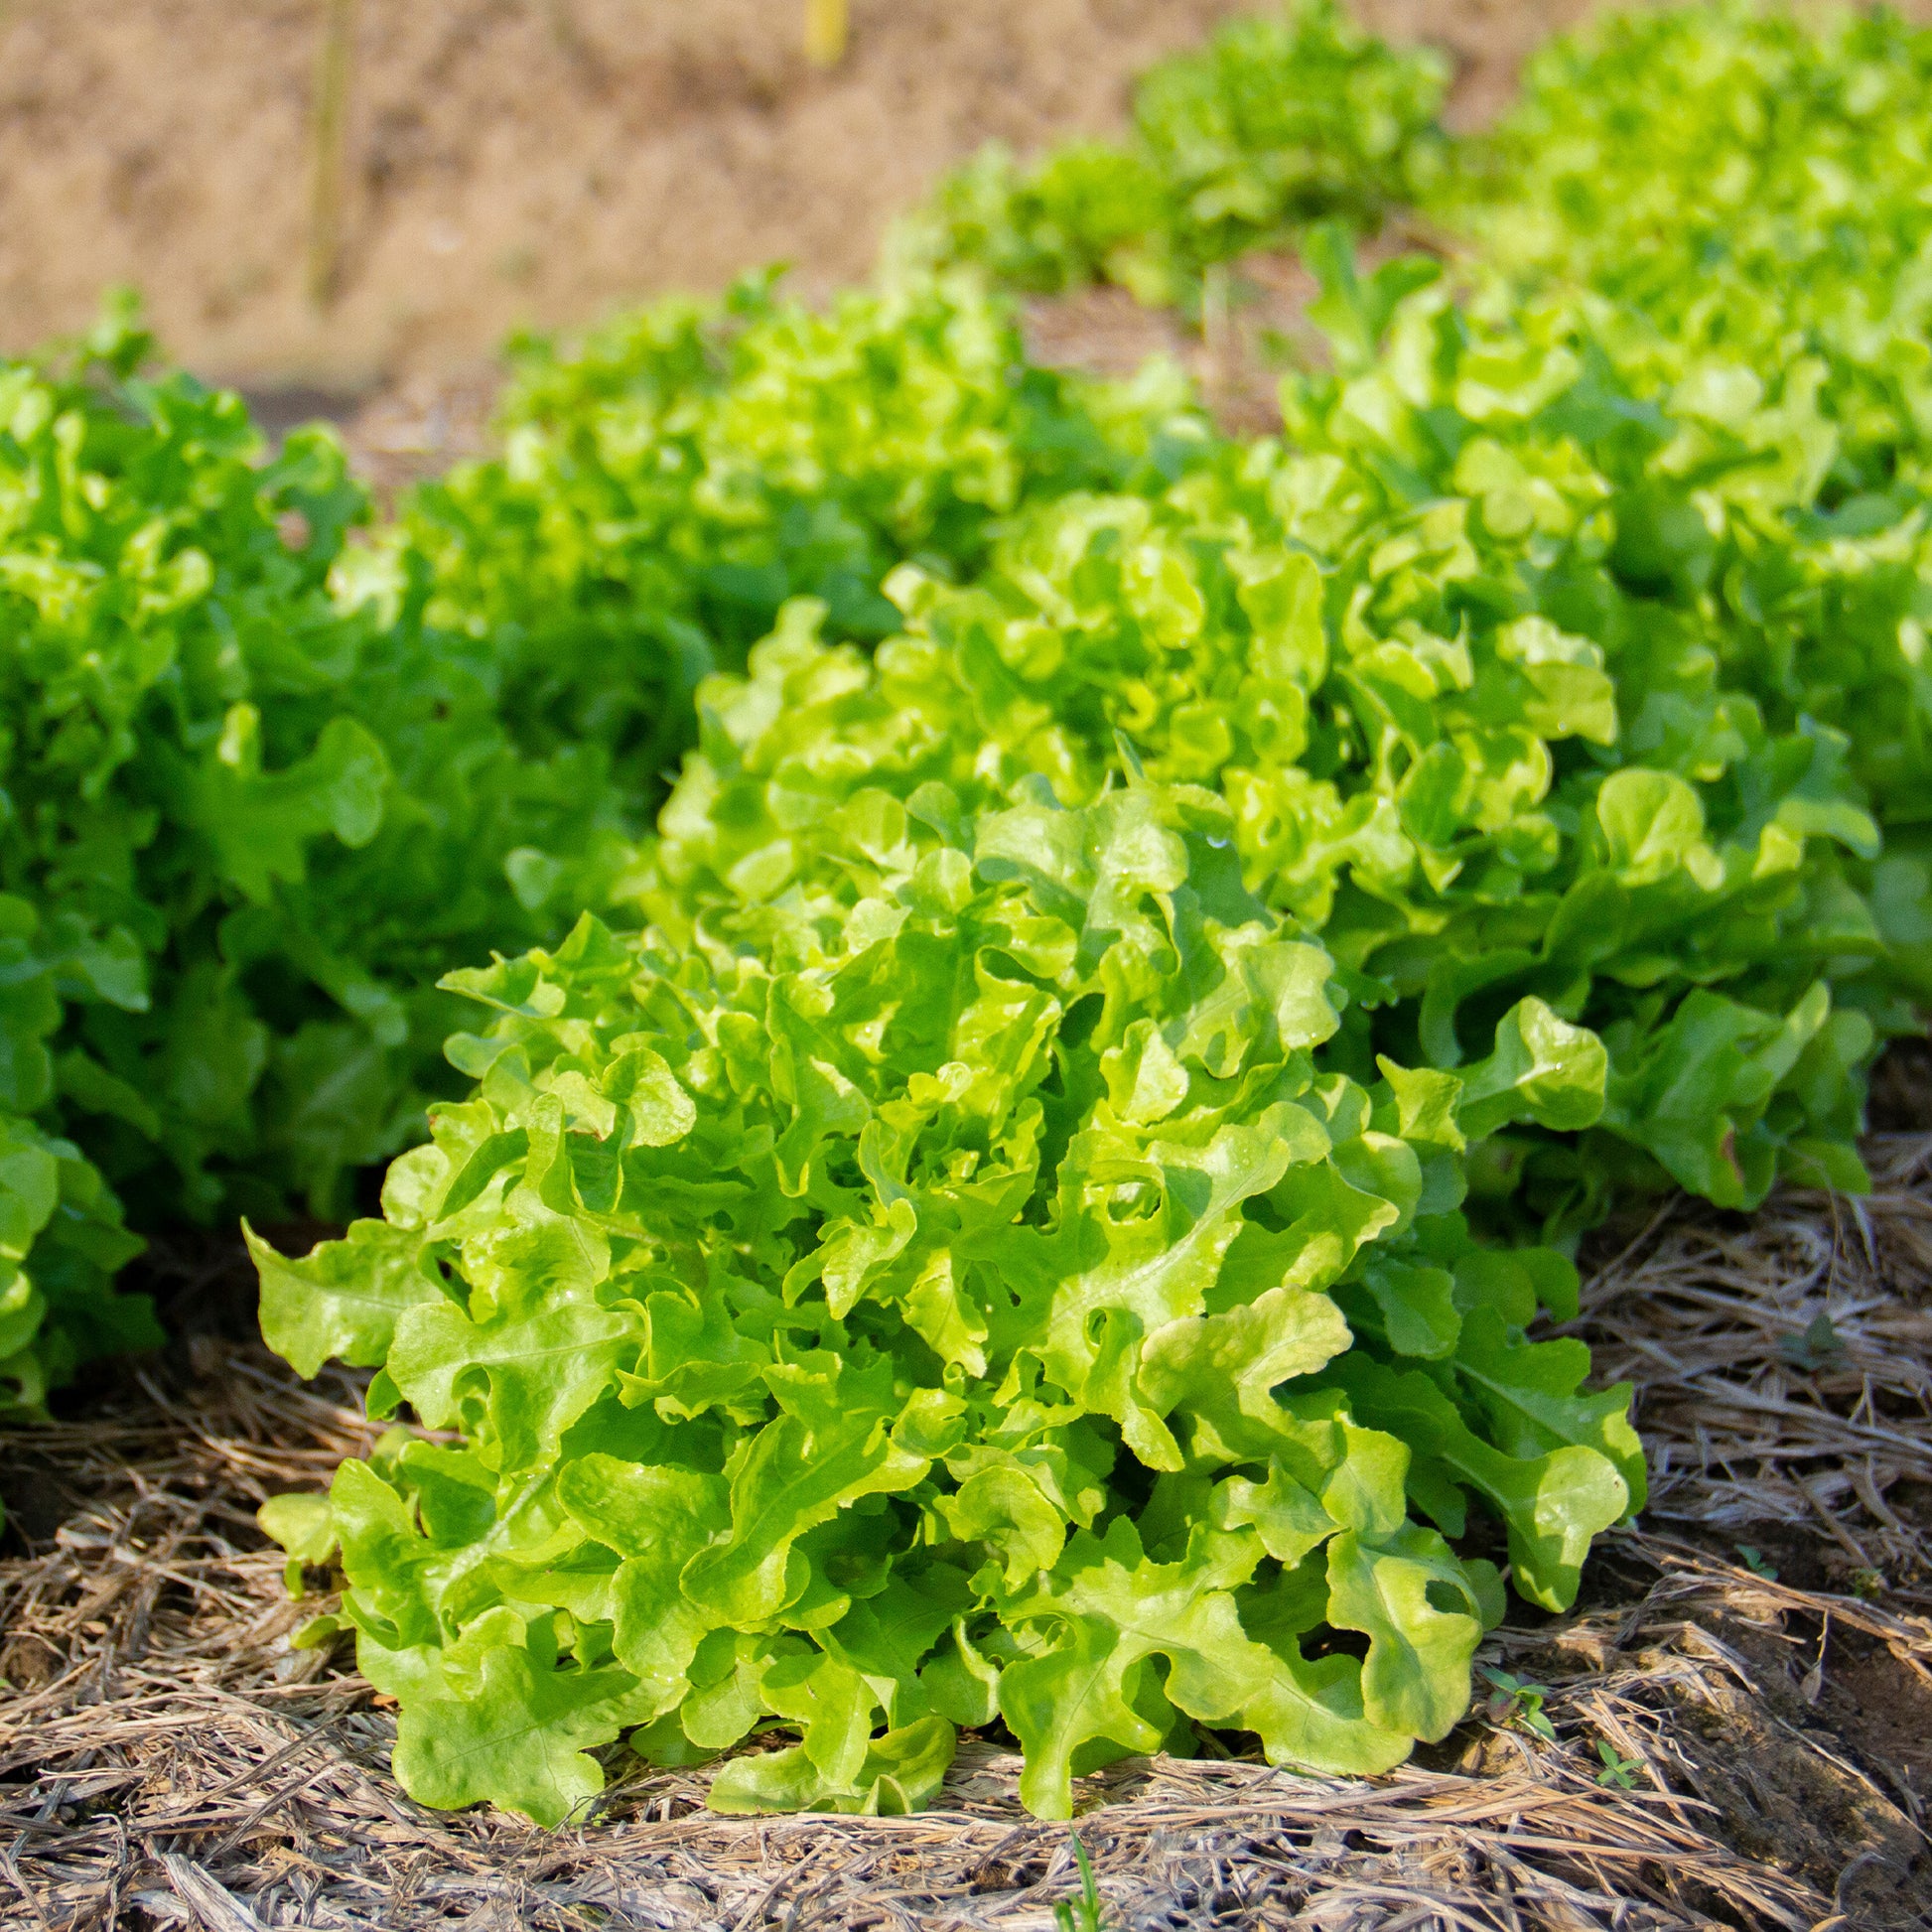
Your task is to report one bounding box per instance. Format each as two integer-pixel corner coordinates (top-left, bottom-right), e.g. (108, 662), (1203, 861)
(5, 1143), (1932, 1930)
(1573, 1132), (1932, 1587)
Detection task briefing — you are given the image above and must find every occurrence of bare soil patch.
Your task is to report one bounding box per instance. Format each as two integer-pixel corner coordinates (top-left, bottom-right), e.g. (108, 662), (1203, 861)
(0, 0), (1601, 393)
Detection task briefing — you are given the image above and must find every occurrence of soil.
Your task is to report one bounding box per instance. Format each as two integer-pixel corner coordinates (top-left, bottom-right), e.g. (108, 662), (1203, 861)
(0, 0), (1603, 393)
(1429, 1503), (1932, 1926)
(1576, 1535), (1932, 1925)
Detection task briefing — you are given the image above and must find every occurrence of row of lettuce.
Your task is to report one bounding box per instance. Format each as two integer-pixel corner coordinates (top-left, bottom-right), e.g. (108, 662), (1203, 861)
(0, 284), (1180, 1405)
(2, 0), (1927, 1821)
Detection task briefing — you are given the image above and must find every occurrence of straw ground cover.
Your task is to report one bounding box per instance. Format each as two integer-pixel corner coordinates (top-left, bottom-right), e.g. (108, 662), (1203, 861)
(4, 1124), (1929, 1930)
(1573, 1132), (1932, 1581)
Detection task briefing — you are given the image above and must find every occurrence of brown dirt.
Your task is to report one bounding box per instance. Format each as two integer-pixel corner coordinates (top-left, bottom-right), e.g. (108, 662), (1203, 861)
(1473, 1536), (1932, 1928)
(0, 0), (1599, 394)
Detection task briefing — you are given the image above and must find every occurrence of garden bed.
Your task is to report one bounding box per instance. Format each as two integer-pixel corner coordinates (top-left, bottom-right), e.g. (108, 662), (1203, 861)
(6, 1148), (1930, 1931)
(6, 8), (1932, 1924)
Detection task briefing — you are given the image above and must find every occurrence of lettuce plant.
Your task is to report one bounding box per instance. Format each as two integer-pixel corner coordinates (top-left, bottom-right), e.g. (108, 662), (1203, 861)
(903, 3), (1932, 945)
(0, 272), (1208, 1419)
(0, 307), (634, 1409)
(891, 1), (1447, 303)
(256, 773), (1635, 1824)
(396, 272), (1211, 809)
(1132, 2), (1448, 266)
(227, 0), (1932, 1829)
(0, 1116), (150, 1418)
(1449, 2), (1932, 498)
(625, 246), (1904, 1230)
(1443, 2), (1932, 985)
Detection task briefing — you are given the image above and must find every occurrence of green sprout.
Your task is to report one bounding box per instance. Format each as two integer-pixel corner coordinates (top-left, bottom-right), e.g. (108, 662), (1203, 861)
(1477, 1666), (1557, 1743)
(1735, 1545), (1779, 1582)
(1594, 1739), (1644, 1789)
(1054, 1834), (1108, 1932)
(1779, 1311), (1846, 1373)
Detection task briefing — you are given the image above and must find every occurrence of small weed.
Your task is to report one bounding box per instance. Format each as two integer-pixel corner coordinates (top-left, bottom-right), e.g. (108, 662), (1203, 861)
(1477, 1666), (1557, 1742)
(1779, 1311), (1846, 1373)
(1735, 1545), (1779, 1581)
(1054, 1834), (1108, 1932)
(1594, 1739), (1644, 1789)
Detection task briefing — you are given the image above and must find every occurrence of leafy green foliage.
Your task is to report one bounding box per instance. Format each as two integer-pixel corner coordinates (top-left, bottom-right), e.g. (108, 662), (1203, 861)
(258, 774), (1634, 1822)
(0, 270), (1212, 1418)
(908, 0), (1932, 1016)
(622, 250), (1901, 1230)
(0, 303), (635, 1407)
(0, 1114), (150, 1418)
(892, 2), (1447, 302)
(1449, 2), (1932, 501)
(57, 0), (1925, 1829)
(255, 13), (1932, 1785)
(1269, 252), (1913, 1215)
(1438, 2), (1932, 1035)
(396, 272), (1211, 805)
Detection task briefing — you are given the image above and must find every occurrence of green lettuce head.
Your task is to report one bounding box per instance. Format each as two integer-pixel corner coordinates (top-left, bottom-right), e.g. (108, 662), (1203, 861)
(255, 771), (1635, 1824)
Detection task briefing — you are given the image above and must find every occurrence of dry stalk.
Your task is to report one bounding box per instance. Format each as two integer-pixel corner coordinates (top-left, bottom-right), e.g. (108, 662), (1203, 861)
(307, 0), (359, 310)
(805, 0), (849, 69)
